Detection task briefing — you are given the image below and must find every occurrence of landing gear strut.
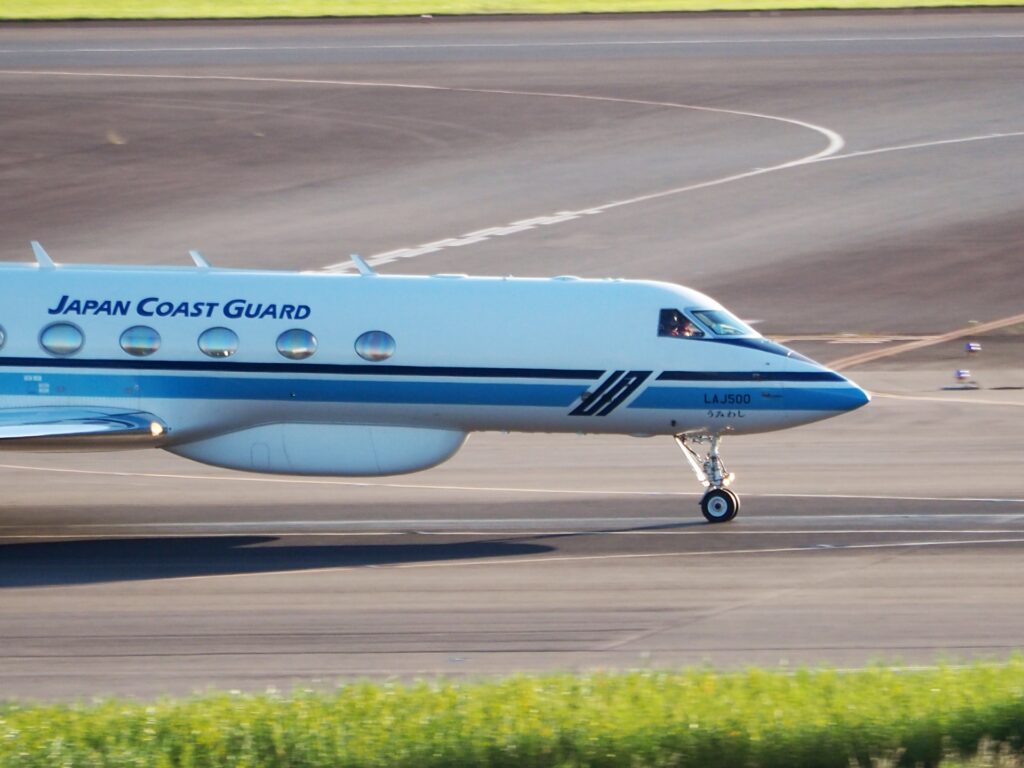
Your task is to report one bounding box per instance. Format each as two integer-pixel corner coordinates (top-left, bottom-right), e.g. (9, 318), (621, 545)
(674, 434), (739, 523)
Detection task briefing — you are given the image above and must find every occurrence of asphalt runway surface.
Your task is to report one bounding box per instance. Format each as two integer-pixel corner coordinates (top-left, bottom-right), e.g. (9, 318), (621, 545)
(1, 12), (1023, 698)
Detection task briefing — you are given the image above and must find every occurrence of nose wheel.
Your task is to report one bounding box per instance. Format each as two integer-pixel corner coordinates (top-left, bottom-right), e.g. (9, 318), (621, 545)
(675, 434), (740, 524)
(700, 487), (740, 523)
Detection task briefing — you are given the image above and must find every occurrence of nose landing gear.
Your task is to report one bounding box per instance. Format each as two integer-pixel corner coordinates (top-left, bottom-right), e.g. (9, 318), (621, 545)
(674, 434), (739, 523)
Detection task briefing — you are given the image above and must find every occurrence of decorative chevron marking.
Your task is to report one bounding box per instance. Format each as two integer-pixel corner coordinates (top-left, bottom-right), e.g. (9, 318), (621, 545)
(571, 370), (652, 417)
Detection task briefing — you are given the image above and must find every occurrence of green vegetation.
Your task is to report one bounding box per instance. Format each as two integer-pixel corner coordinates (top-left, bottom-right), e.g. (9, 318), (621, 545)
(4, 0), (1024, 20)
(4, 662), (1024, 767)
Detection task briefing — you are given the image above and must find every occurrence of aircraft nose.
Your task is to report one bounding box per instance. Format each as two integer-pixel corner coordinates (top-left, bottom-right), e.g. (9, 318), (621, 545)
(775, 346), (870, 424)
(829, 378), (871, 412)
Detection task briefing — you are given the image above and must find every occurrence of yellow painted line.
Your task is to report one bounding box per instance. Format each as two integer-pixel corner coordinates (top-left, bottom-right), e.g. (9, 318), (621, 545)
(829, 312), (1024, 370)
(871, 391), (1024, 407)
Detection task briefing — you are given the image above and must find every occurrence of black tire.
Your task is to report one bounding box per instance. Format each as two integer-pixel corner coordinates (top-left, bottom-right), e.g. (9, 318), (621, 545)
(700, 488), (739, 523)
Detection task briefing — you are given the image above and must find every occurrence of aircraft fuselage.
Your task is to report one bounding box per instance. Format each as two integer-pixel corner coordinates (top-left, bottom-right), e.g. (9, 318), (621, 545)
(0, 262), (869, 479)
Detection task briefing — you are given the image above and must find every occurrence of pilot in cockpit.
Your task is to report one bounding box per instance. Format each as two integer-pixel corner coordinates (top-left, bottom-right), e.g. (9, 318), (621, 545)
(659, 309), (703, 338)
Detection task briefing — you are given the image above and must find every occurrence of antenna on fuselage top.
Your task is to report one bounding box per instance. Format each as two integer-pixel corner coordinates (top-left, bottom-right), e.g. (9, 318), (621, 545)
(351, 254), (376, 276)
(189, 250), (211, 269)
(31, 241), (55, 269)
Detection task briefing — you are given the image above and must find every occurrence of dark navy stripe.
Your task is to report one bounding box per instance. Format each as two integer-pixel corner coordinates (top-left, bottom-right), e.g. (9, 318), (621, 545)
(658, 371), (845, 382)
(0, 356), (602, 381)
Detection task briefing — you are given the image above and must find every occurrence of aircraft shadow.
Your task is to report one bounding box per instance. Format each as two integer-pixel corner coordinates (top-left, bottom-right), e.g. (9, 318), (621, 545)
(0, 536), (555, 588)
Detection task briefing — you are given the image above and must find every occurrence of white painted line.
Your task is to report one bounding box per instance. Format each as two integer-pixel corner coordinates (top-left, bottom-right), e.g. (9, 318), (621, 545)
(0, 516), (691, 530)
(3, 33), (1024, 54)
(757, 492), (1024, 504)
(3, 529), (1021, 538)
(822, 131), (1024, 163)
(393, 537), (1024, 567)
(0, 69), (843, 273)
(338, 130), (1024, 272)
(317, 96), (843, 270)
(0, 461), (693, 495)
(321, 88), (847, 270)
(2, 462), (1023, 504)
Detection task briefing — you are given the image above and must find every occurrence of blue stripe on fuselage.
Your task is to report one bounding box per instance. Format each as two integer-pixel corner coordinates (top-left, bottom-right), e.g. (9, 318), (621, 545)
(0, 371), (586, 408)
(629, 386), (857, 411)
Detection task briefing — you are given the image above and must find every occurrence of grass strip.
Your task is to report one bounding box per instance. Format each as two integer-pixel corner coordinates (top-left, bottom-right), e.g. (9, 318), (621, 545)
(4, 662), (1024, 767)
(4, 0), (1024, 20)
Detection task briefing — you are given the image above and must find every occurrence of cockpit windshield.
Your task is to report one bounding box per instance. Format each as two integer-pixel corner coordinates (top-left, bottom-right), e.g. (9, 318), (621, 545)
(690, 309), (756, 337)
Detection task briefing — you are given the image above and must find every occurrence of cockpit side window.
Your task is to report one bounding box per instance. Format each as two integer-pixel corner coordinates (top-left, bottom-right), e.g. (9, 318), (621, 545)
(658, 308), (705, 339)
(690, 309), (755, 337)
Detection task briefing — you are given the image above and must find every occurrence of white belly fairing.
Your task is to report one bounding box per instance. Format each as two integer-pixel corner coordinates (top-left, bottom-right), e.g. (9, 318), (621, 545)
(168, 423), (467, 476)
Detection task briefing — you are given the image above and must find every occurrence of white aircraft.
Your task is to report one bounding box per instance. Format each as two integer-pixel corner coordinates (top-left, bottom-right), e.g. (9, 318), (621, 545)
(0, 243), (868, 523)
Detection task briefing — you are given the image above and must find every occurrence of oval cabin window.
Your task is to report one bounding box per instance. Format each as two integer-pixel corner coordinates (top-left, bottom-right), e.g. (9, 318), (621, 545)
(120, 326), (161, 357)
(40, 322), (84, 356)
(0, 325), (5, 350)
(276, 328), (317, 360)
(355, 330), (395, 362)
(198, 327), (239, 358)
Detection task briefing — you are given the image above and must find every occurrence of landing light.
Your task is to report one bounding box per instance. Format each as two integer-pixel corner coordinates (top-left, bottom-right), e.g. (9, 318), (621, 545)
(150, 422), (165, 438)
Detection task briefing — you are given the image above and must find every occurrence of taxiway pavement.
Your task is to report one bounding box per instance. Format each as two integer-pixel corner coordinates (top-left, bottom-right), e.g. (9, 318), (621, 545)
(1, 12), (1022, 698)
